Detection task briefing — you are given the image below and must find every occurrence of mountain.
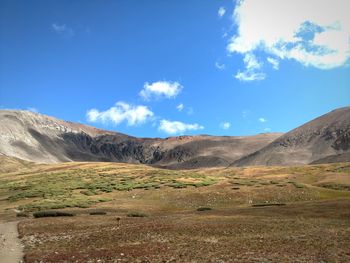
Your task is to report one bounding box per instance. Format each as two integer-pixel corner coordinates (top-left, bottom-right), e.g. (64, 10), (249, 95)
(232, 107), (350, 166)
(0, 110), (281, 168)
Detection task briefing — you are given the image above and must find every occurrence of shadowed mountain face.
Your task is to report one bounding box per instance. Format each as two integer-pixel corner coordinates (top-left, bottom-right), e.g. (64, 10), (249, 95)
(232, 107), (350, 166)
(0, 110), (281, 168)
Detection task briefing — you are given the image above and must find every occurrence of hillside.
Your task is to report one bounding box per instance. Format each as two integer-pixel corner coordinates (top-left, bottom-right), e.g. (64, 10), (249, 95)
(232, 107), (350, 166)
(0, 110), (281, 168)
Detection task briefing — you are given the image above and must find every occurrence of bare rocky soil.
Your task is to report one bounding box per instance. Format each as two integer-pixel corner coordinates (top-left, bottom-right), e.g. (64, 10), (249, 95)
(0, 221), (24, 263)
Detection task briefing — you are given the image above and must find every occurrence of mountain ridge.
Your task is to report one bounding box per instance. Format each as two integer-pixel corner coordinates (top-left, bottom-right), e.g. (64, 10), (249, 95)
(1, 107), (349, 168)
(0, 110), (282, 168)
(231, 107), (350, 166)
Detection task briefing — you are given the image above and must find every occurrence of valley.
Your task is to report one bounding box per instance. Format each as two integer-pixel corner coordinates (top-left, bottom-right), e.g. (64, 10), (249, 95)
(1, 156), (349, 262)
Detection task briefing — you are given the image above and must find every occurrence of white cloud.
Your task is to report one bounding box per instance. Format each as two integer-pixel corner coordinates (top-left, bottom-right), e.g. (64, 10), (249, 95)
(218, 7), (226, 18)
(215, 62), (226, 70)
(228, 0), (350, 76)
(267, 57), (279, 70)
(259, 117), (267, 123)
(235, 53), (266, 81)
(263, 127), (271, 132)
(176, 103), (184, 111)
(86, 101), (154, 126)
(159, 120), (204, 135)
(235, 71), (265, 81)
(52, 23), (74, 37)
(139, 81), (183, 100)
(220, 122), (231, 130)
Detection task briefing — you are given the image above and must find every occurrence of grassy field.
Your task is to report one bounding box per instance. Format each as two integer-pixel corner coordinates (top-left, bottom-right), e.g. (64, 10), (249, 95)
(1, 156), (350, 262)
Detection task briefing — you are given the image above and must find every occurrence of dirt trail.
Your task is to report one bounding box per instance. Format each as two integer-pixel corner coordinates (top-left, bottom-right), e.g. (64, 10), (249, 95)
(0, 221), (23, 263)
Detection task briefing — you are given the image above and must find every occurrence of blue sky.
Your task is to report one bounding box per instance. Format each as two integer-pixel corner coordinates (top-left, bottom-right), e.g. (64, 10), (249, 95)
(1, 0), (349, 137)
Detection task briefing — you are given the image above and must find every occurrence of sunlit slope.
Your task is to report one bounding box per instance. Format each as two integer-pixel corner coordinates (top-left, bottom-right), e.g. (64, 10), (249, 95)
(0, 156), (349, 215)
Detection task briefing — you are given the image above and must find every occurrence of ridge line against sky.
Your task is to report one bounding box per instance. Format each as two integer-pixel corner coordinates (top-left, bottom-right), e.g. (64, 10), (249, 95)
(0, 0), (349, 137)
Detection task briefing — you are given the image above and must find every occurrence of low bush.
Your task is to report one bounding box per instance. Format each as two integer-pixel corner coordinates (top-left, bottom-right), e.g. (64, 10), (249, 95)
(197, 207), (212, 211)
(291, 182), (304, 188)
(127, 211), (148, 217)
(89, 211), (107, 215)
(252, 203), (286, 207)
(80, 190), (96, 196)
(33, 210), (74, 218)
(16, 212), (29, 217)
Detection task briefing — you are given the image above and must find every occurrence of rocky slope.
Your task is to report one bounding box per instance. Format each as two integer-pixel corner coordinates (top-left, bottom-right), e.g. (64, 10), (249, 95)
(0, 110), (281, 168)
(232, 107), (350, 166)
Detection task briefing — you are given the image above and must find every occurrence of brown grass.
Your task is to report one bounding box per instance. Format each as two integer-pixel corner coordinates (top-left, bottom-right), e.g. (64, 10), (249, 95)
(1, 157), (349, 262)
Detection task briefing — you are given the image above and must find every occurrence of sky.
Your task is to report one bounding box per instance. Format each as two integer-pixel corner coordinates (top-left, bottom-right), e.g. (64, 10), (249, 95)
(1, 0), (349, 138)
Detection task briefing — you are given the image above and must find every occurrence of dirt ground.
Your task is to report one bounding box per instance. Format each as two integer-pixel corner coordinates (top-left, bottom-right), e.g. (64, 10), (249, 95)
(18, 199), (350, 263)
(0, 221), (24, 263)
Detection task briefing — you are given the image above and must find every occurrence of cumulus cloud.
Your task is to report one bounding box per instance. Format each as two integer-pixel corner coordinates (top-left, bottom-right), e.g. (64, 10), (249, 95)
(259, 117), (267, 123)
(218, 7), (226, 18)
(235, 53), (265, 81)
(139, 81), (183, 100)
(52, 23), (74, 37)
(220, 122), (231, 130)
(159, 120), (204, 135)
(86, 102), (154, 126)
(228, 0), (350, 79)
(176, 103), (184, 111)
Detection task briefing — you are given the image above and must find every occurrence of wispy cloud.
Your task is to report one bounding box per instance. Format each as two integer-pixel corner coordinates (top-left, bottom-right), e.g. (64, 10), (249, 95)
(242, 110), (250, 119)
(263, 127), (271, 132)
(215, 61), (226, 70)
(186, 107), (194, 115)
(228, 0), (350, 79)
(52, 23), (74, 38)
(220, 122), (231, 130)
(235, 53), (265, 81)
(86, 101), (154, 126)
(139, 81), (183, 101)
(218, 7), (226, 18)
(176, 103), (194, 115)
(159, 120), (204, 135)
(176, 103), (184, 112)
(267, 57), (279, 70)
(259, 117), (267, 123)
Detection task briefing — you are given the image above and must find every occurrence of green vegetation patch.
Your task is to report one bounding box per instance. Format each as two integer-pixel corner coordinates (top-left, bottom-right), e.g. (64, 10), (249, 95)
(18, 196), (95, 212)
(318, 183), (350, 191)
(1, 165), (219, 212)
